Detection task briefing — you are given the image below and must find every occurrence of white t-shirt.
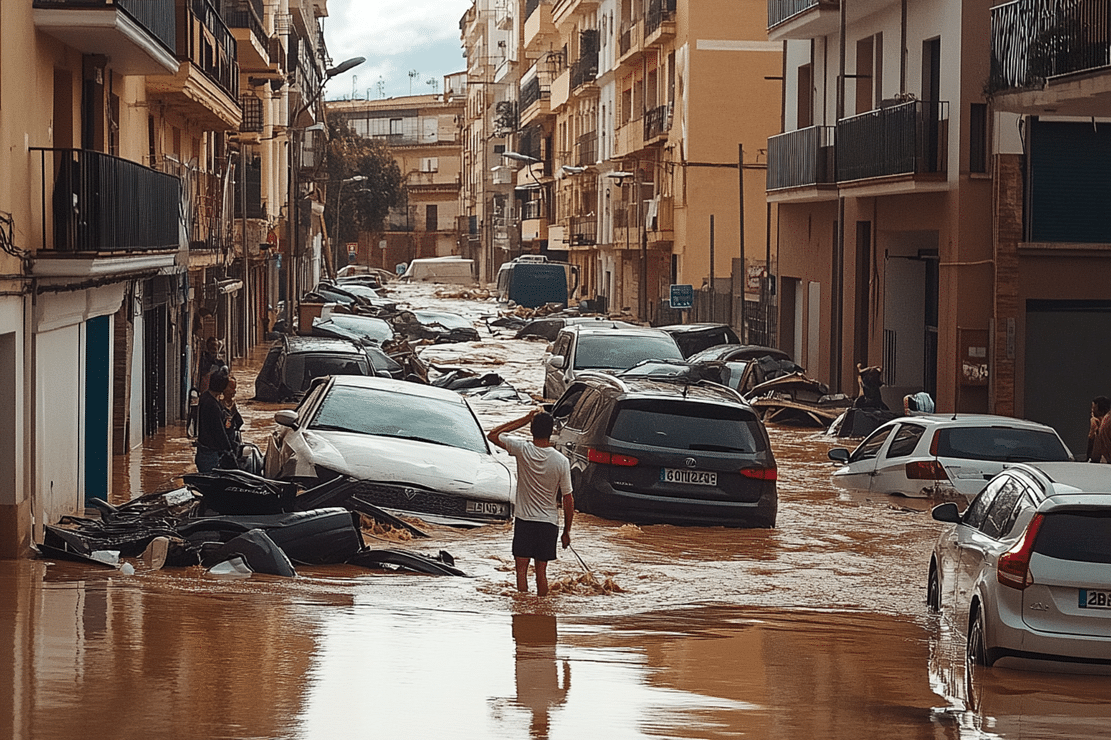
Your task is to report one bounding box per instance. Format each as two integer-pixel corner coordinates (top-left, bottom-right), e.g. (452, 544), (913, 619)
(504, 436), (573, 525)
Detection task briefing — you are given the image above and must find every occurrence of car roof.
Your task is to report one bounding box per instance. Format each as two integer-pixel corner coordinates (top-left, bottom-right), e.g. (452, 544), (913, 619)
(1002, 462), (1111, 501)
(328, 374), (470, 404)
(572, 371), (749, 406)
(562, 324), (675, 338)
(280, 335), (364, 354)
(878, 413), (1062, 432)
(688, 344), (791, 362)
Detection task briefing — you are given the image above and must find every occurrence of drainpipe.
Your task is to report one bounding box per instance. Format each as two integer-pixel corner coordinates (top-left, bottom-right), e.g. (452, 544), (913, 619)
(832, 0), (847, 392)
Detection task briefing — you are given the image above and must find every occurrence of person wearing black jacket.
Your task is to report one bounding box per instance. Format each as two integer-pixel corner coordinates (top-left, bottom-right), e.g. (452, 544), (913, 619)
(195, 371), (235, 473)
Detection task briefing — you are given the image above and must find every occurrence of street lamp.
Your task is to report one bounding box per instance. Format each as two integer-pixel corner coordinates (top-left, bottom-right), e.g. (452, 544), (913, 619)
(285, 55), (366, 332)
(606, 169), (648, 321)
(331, 174), (366, 276)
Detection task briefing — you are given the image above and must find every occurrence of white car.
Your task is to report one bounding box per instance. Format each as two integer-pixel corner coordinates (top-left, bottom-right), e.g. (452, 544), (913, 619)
(264, 375), (514, 526)
(827, 414), (1072, 499)
(928, 462), (1111, 673)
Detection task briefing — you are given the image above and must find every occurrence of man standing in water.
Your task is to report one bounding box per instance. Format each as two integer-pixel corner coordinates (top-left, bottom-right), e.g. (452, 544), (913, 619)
(488, 408), (574, 597)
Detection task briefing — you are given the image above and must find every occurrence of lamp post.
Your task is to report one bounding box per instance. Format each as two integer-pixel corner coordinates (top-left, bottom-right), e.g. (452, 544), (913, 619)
(331, 174), (366, 276)
(605, 169), (644, 321)
(285, 55), (366, 333)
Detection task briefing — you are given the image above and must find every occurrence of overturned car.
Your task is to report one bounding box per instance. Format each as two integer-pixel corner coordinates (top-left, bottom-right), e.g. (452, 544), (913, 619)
(263, 374), (515, 527)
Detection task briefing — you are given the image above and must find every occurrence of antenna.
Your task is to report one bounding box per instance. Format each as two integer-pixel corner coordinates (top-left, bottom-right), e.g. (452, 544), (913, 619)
(408, 69), (420, 95)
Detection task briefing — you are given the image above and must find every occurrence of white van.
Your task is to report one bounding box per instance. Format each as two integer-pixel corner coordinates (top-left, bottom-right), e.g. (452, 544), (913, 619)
(400, 256), (476, 285)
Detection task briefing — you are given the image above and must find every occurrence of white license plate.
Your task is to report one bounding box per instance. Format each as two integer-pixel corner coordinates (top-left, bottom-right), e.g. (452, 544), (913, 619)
(466, 500), (508, 517)
(1079, 589), (1111, 610)
(659, 468), (717, 486)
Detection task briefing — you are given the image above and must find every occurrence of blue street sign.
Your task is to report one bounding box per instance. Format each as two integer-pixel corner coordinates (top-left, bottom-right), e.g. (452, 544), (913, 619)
(670, 284), (693, 309)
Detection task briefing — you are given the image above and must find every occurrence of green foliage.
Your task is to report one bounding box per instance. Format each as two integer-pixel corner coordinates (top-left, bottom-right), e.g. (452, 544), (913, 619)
(324, 122), (404, 245)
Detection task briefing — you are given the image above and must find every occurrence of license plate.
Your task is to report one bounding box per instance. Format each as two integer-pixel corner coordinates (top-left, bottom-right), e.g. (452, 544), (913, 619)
(466, 500), (508, 517)
(659, 468), (717, 486)
(1079, 589), (1111, 609)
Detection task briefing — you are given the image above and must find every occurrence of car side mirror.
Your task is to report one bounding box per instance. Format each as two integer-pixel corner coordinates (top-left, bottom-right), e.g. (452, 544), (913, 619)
(828, 448), (850, 463)
(274, 409), (299, 428)
(931, 502), (962, 523)
(548, 354), (567, 370)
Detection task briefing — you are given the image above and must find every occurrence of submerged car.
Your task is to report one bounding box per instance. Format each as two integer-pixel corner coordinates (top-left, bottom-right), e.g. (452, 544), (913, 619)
(549, 371), (777, 527)
(543, 324), (683, 399)
(263, 375), (514, 526)
(828, 414), (1072, 499)
(658, 323), (740, 358)
(927, 462), (1111, 673)
(253, 335), (402, 402)
(685, 344), (803, 397)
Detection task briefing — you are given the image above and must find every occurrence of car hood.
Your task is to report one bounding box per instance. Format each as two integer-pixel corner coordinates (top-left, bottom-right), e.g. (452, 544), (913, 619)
(291, 429), (513, 503)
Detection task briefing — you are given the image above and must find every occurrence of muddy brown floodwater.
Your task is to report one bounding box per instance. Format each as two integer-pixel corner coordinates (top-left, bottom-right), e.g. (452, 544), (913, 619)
(3, 283), (1110, 739)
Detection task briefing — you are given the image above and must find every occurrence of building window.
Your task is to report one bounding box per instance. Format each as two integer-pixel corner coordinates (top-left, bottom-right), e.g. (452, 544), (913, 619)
(421, 157), (439, 172)
(970, 103), (987, 174)
(425, 204), (438, 231)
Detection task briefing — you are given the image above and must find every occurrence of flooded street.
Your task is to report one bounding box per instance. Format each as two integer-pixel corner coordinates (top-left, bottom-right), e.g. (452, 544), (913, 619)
(4, 282), (1110, 739)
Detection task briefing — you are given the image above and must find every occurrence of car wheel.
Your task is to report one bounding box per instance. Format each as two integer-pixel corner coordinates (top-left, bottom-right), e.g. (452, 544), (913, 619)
(927, 563), (941, 612)
(571, 473), (589, 514)
(967, 606), (990, 667)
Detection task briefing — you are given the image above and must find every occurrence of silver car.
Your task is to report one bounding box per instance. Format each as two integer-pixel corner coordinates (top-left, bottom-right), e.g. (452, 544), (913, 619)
(543, 324), (683, 399)
(928, 462), (1111, 673)
(828, 414), (1072, 499)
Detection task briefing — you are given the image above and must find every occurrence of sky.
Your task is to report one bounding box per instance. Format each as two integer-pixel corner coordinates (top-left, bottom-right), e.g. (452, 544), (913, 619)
(321, 0), (472, 102)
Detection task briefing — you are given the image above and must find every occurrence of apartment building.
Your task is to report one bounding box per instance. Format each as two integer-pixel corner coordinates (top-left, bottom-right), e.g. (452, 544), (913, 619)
(465, 0), (781, 322)
(327, 89), (466, 272)
(986, 0), (1111, 453)
(767, 0), (995, 408)
(0, 0), (332, 557)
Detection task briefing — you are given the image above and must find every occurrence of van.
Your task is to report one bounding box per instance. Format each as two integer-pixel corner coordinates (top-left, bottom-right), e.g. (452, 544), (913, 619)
(400, 256), (476, 285)
(495, 256), (580, 308)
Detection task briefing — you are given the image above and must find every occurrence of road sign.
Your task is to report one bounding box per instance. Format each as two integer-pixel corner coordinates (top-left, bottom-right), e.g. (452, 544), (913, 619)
(669, 284), (693, 309)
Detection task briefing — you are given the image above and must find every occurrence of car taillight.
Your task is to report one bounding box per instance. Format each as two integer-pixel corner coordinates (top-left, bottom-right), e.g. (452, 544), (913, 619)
(929, 431), (940, 456)
(997, 513), (1045, 590)
(905, 460), (949, 480)
(740, 467), (777, 481)
(587, 448), (638, 466)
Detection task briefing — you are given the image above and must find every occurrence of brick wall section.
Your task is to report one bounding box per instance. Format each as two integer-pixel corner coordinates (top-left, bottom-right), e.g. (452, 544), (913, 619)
(992, 153), (1022, 416)
(112, 300), (133, 454)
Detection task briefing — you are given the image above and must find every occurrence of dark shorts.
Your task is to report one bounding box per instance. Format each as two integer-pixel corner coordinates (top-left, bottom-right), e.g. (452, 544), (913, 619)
(512, 518), (558, 562)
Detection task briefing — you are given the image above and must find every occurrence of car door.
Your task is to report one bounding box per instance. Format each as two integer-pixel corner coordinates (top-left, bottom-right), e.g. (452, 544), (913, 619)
(953, 475), (1024, 615)
(544, 331), (574, 398)
(550, 385), (602, 480)
(832, 425), (895, 492)
(869, 423), (927, 496)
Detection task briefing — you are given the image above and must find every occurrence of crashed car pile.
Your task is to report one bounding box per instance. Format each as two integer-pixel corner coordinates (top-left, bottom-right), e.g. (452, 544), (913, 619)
(38, 470), (467, 578)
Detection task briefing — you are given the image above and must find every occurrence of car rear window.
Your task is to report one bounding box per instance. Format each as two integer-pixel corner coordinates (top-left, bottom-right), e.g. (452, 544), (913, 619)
(608, 400), (764, 453)
(574, 335), (683, 370)
(934, 426), (1070, 462)
(1034, 512), (1111, 564)
(286, 354), (369, 391)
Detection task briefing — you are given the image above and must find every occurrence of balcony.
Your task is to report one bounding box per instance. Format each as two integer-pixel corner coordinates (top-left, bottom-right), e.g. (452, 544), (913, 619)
(147, 0), (241, 130)
(615, 117), (645, 158)
(33, 0), (178, 75)
(519, 55), (560, 125)
(643, 104), (671, 143)
(644, 0), (676, 47)
(570, 214), (597, 246)
(989, 0), (1111, 116)
(766, 125), (836, 195)
(571, 48), (599, 94)
(524, 0), (557, 52)
(31, 148), (182, 276)
(617, 20), (641, 65)
(766, 0), (839, 42)
(836, 100), (948, 184)
(224, 0), (269, 70)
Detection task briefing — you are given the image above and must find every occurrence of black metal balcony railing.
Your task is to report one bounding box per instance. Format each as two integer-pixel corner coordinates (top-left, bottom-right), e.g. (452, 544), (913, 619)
(34, 148), (182, 252)
(644, 104), (671, 140)
(836, 100), (948, 182)
(291, 30), (323, 110)
(571, 214), (597, 245)
(645, 0), (676, 36)
(613, 202), (632, 229)
(619, 22), (638, 56)
(223, 0), (267, 50)
(767, 125), (836, 190)
(183, 0), (239, 99)
(576, 131), (597, 166)
(34, 0), (177, 54)
(520, 76), (548, 110)
(525, 0), (542, 20)
(233, 157), (264, 220)
(572, 50), (599, 89)
(767, 0), (821, 29)
(240, 95), (263, 131)
(990, 0), (1111, 92)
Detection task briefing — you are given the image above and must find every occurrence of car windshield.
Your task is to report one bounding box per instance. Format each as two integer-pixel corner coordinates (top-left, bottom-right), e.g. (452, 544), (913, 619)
(1034, 511), (1111, 563)
(609, 400), (763, 452)
(934, 426), (1070, 462)
(310, 385), (488, 453)
(574, 335), (683, 370)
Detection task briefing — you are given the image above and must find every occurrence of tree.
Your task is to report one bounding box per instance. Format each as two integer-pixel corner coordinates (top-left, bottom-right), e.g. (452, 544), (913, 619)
(324, 122), (404, 248)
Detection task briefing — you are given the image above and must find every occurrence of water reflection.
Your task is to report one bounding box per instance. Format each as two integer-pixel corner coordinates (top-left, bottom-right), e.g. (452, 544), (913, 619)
(510, 614), (569, 738)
